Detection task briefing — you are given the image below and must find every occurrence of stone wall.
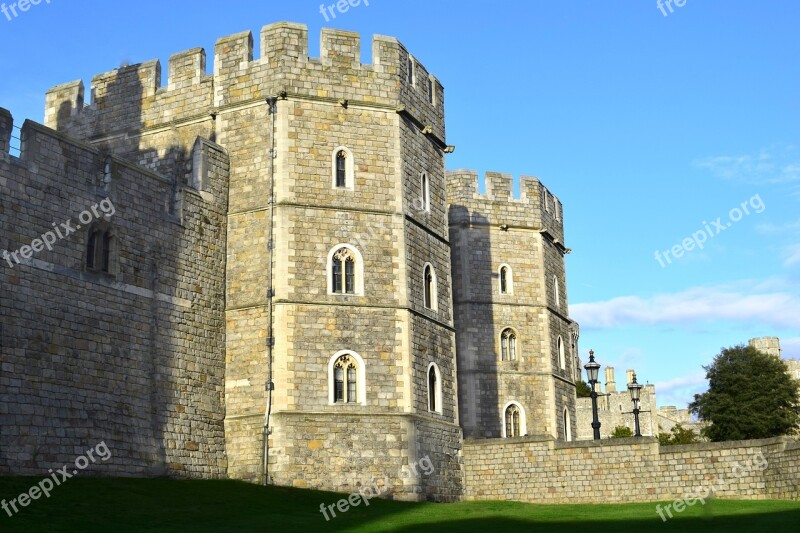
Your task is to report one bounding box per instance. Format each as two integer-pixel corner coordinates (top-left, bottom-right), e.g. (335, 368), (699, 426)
(463, 435), (800, 503)
(0, 112), (229, 477)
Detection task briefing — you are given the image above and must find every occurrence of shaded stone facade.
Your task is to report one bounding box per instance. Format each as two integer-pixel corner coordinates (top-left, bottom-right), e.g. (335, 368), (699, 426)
(1, 22), (581, 502)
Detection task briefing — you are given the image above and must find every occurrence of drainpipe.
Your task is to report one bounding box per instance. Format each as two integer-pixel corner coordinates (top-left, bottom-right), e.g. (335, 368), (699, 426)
(263, 95), (278, 485)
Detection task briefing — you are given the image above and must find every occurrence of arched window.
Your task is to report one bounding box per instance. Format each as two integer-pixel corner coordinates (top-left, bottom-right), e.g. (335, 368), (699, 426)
(557, 336), (566, 370)
(87, 227), (113, 273)
(499, 264), (513, 295)
(421, 173), (430, 213)
(564, 408), (572, 441)
(335, 150), (346, 187)
(502, 401), (526, 438)
(554, 276), (560, 308)
(423, 263), (437, 310)
(427, 363), (442, 413)
(501, 328), (517, 361)
(331, 146), (355, 190)
(328, 351), (366, 405)
(328, 244), (364, 295)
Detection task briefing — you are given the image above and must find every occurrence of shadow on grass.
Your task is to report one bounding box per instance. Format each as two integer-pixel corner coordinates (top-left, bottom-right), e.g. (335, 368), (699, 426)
(0, 477), (798, 532)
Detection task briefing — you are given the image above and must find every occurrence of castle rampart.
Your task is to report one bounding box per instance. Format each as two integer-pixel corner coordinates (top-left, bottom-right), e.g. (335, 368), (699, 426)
(0, 108), (230, 477)
(45, 23), (445, 152)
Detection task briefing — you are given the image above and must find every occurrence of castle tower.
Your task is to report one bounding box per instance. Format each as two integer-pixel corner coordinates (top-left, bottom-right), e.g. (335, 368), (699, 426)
(605, 367), (616, 393)
(447, 171), (579, 440)
(44, 23), (461, 501)
(749, 337), (782, 358)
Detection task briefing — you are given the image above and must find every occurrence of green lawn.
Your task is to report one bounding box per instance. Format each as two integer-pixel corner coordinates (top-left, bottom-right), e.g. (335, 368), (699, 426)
(1, 477), (798, 532)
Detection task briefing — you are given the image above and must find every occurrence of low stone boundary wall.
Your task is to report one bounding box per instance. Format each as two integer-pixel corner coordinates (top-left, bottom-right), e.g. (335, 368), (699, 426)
(463, 435), (800, 503)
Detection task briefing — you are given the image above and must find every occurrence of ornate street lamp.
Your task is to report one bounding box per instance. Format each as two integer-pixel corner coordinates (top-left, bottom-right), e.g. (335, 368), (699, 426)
(584, 350), (602, 440)
(628, 373), (644, 437)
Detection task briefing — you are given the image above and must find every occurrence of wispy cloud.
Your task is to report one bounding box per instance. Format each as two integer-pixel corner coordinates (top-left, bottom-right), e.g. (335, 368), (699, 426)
(655, 372), (708, 408)
(695, 146), (800, 186)
(572, 282), (800, 330)
(785, 245), (800, 267)
(755, 219), (800, 235)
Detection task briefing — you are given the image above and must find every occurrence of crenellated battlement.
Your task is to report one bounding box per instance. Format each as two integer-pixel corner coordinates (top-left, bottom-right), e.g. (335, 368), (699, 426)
(0, 107), (11, 158)
(447, 169), (566, 244)
(45, 22), (445, 142)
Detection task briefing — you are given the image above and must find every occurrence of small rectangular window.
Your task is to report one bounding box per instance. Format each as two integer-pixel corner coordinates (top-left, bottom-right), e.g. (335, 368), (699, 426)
(334, 367), (344, 403)
(347, 366), (357, 403)
(345, 260), (355, 294)
(332, 261), (342, 293)
(427, 78), (434, 104)
(407, 57), (414, 85)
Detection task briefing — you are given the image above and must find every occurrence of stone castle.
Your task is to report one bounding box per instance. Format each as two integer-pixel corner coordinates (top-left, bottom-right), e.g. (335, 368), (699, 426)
(0, 23), (579, 501)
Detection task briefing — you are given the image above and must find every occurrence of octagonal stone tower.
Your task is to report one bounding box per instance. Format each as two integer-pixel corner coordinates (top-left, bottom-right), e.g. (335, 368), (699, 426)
(45, 22), (461, 501)
(448, 171), (579, 441)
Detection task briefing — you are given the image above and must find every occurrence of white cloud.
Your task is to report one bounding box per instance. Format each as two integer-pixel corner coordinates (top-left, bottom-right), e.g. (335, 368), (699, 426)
(572, 283), (800, 330)
(654, 372), (708, 409)
(695, 146), (800, 186)
(785, 245), (800, 267)
(755, 219), (800, 235)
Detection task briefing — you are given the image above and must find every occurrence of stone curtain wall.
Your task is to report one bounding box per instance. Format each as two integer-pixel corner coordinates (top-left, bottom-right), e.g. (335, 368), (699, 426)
(0, 114), (229, 477)
(463, 435), (800, 503)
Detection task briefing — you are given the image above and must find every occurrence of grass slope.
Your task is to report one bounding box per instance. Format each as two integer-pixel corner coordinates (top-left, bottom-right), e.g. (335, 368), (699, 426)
(1, 477), (799, 532)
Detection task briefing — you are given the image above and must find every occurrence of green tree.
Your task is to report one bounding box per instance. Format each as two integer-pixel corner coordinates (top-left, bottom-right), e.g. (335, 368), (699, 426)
(576, 380), (592, 398)
(658, 423), (701, 445)
(610, 425), (633, 438)
(689, 344), (800, 442)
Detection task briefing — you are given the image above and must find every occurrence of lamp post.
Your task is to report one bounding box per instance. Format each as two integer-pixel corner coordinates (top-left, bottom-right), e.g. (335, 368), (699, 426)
(628, 373), (643, 437)
(584, 350), (601, 441)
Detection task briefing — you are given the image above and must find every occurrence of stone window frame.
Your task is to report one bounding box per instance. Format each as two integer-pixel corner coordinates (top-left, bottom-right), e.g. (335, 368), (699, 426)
(498, 263), (513, 295)
(102, 157), (113, 193)
(327, 350), (366, 405)
(407, 55), (415, 86)
(420, 172), (431, 214)
(423, 262), (437, 311)
(331, 145), (355, 191)
(427, 76), (435, 106)
(427, 362), (442, 414)
(557, 336), (566, 370)
(553, 275), (561, 309)
(85, 223), (115, 275)
(327, 244), (364, 296)
(502, 401), (527, 438)
(500, 327), (518, 362)
(563, 408), (572, 441)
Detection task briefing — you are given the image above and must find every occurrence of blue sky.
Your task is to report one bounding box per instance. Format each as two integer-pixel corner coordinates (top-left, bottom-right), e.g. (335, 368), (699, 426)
(1, 1), (798, 408)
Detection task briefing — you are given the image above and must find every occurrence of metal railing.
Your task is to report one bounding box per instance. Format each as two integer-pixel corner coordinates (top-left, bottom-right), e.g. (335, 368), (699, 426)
(9, 124), (22, 157)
